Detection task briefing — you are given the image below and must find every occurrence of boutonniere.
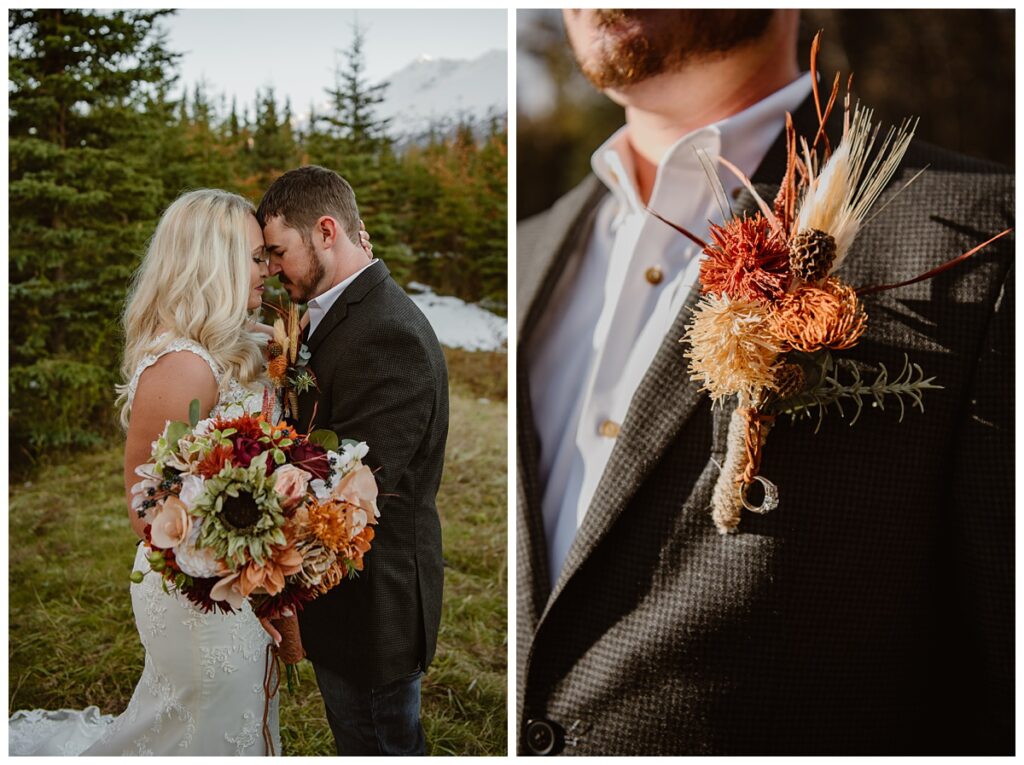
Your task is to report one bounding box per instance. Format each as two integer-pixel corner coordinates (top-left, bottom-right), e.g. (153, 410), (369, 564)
(266, 303), (316, 420)
(652, 33), (1011, 534)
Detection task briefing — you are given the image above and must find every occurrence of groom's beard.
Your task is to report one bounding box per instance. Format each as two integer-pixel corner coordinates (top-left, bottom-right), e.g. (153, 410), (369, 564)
(568, 9), (774, 90)
(280, 242), (328, 304)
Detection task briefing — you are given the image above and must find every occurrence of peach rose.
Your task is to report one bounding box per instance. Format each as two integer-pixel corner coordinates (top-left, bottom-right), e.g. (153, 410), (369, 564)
(210, 572), (245, 610)
(150, 496), (192, 549)
(332, 464), (379, 521)
(273, 464), (312, 510)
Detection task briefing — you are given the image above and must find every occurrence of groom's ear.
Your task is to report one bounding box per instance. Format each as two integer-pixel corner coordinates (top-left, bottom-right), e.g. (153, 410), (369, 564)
(314, 215), (341, 249)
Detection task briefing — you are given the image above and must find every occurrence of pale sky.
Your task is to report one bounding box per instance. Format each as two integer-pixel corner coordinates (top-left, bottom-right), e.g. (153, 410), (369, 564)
(159, 9), (507, 120)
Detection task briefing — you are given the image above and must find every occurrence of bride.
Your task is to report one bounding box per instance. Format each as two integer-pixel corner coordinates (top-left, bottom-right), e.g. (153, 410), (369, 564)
(9, 189), (368, 756)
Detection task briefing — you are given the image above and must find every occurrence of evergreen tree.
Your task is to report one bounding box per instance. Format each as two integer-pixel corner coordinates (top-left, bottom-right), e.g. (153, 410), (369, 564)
(9, 8), (179, 458)
(306, 24), (412, 283)
(245, 87), (298, 196)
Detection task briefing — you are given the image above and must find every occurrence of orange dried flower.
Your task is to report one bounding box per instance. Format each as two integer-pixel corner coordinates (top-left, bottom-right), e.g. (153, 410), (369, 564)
(307, 497), (377, 569)
(768, 277), (867, 352)
(268, 355), (288, 386)
(701, 214), (791, 303)
(308, 499), (349, 552)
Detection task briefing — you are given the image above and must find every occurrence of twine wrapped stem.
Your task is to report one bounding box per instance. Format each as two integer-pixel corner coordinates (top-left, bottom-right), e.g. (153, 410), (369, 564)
(260, 614), (305, 755)
(711, 404), (776, 534)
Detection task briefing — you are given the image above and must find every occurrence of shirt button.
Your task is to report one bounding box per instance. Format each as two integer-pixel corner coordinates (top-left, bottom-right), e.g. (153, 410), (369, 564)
(645, 266), (664, 285)
(598, 419), (620, 438)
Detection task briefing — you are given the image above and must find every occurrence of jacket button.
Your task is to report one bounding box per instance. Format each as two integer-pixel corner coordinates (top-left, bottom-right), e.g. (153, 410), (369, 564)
(598, 419), (620, 438)
(525, 718), (563, 755)
(645, 265), (664, 285)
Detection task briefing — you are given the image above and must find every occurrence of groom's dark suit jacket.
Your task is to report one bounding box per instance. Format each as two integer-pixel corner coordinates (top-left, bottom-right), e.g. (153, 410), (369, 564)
(517, 94), (1014, 755)
(297, 260), (448, 688)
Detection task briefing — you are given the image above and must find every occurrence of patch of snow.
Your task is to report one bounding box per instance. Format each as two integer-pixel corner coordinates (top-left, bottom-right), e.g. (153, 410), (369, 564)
(408, 287), (507, 352)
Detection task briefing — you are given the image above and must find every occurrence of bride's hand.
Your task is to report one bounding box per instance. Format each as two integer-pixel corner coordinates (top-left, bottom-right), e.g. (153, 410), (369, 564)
(259, 617), (282, 646)
(359, 219), (372, 257)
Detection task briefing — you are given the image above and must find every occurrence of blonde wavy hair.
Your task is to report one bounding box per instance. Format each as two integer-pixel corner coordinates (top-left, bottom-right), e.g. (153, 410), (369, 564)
(116, 189), (266, 427)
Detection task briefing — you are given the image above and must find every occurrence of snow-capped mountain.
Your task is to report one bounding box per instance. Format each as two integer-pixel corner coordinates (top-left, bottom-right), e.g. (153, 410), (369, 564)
(377, 49), (507, 137)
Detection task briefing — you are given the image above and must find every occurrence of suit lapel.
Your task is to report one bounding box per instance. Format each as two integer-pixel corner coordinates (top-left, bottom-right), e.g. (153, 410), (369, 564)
(518, 176), (608, 624)
(543, 90), (838, 609)
(306, 259), (389, 356)
(518, 175), (608, 341)
(546, 283), (708, 606)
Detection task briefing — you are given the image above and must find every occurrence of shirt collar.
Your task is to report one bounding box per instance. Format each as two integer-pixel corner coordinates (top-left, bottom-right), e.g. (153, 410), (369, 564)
(591, 72), (813, 215)
(307, 258), (378, 337)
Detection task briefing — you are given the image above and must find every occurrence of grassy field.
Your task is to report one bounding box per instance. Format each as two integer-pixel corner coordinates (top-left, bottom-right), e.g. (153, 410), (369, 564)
(8, 352), (508, 756)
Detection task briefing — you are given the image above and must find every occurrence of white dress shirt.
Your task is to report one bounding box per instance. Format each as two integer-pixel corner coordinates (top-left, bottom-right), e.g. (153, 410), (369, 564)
(528, 74), (812, 589)
(307, 259), (378, 338)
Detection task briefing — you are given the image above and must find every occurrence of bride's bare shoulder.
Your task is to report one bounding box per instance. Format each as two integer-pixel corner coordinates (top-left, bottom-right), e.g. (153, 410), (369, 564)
(131, 350), (219, 427)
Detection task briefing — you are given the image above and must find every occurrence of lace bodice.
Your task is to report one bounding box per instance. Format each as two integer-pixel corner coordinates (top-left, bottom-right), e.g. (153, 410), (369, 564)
(126, 334), (266, 419)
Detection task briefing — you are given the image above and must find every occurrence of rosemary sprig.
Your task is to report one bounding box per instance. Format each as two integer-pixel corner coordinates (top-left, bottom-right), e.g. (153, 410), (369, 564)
(770, 353), (943, 433)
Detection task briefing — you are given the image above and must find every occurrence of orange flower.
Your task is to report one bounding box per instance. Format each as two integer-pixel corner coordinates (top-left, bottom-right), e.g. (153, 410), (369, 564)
(700, 214), (791, 303)
(271, 422), (297, 441)
(768, 277), (867, 352)
(195, 444), (234, 478)
(211, 412), (264, 440)
(268, 356), (288, 386)
(345, 526), (375, 572)
(237, 543), (304, 597)
(307, 499), (349, 552)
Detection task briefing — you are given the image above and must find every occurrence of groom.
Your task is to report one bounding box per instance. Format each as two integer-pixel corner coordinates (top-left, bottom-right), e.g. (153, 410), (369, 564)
(257, 165), (448, 755)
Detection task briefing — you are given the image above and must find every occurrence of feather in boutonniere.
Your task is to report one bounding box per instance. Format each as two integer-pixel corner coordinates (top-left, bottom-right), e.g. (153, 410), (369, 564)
(652, 32), (1012, 534)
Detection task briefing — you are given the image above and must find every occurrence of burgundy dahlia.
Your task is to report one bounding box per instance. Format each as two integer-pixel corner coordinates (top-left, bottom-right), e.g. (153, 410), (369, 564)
(230, 436), (265, 469)
(288, 441), (330, 480)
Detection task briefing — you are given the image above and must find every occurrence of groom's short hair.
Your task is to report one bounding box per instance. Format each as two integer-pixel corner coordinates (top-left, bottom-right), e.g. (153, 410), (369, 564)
(256, 165), (361, 245)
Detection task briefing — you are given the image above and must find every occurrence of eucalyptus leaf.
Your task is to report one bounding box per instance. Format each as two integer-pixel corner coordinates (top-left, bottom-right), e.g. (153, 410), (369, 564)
(188, 398), (201, 428)
(308, 429), (340, 452)
(165, 421), (190, 445)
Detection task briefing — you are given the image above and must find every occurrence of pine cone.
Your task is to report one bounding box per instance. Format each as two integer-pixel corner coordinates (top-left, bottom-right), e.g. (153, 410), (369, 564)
(789, 228), (837, 282)
(268, 341), (284, 359)
(772, 363), (806, 399)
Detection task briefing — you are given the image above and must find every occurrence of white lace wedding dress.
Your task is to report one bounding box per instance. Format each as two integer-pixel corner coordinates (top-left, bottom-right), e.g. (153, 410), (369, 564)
(9, 337), (281, 756)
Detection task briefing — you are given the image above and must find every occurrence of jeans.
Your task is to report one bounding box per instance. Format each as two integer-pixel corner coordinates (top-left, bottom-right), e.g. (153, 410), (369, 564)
(312, 662), (426, 756)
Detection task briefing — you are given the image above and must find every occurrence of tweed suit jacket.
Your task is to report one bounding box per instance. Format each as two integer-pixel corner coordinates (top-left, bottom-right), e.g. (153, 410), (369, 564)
(296, 259), (449, 688)
(517, 94), (1014, 755)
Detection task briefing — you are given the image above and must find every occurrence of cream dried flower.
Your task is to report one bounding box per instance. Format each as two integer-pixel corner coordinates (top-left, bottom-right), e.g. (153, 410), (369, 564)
(684, 294), (784, 405)
(796, 103), (917, 273)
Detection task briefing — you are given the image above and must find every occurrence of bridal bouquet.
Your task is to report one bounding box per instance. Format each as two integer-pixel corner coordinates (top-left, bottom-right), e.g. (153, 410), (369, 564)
(655, 33), (1010, 534)
(130, 403), (378, 620)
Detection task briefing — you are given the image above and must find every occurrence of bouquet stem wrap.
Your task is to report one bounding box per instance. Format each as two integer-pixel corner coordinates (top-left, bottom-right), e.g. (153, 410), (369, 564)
(272, 613), (306, 665)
